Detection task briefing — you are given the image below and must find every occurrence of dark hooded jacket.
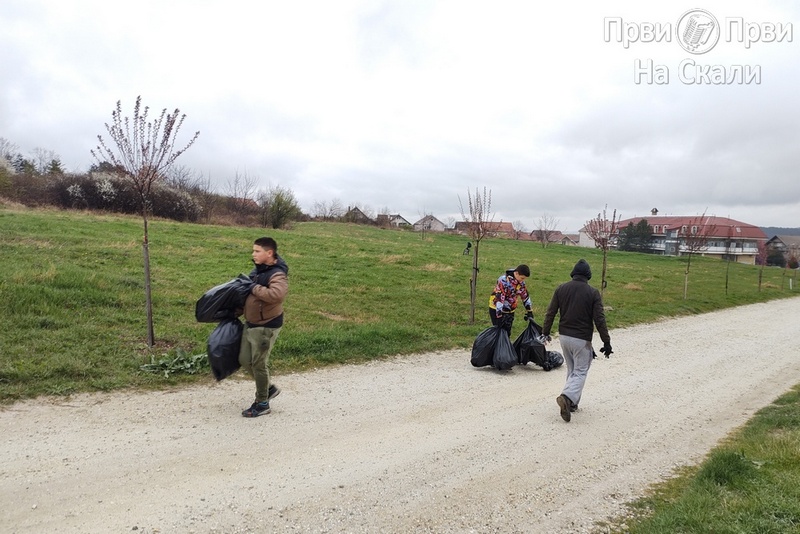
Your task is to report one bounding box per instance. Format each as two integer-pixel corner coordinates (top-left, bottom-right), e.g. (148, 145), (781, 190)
(541, 259), (610, 343)
(242, 255), (289, 327)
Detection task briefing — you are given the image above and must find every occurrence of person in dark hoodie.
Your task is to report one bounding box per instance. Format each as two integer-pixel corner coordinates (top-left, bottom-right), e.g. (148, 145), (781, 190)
(239, 237), (289, 418)
(540, 259), (612, 422)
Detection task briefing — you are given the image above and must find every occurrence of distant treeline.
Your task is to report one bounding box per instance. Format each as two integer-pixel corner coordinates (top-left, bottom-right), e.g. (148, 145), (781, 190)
(761, 227), (800, 237)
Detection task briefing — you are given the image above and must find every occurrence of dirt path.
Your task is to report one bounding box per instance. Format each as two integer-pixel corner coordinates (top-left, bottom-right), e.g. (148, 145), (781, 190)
(3, 297), (800, 533)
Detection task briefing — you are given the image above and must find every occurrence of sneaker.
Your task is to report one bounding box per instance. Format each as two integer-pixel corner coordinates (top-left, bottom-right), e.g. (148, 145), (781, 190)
(556, 395), (571, 422)
(268, 384), (281, 400)
(242, 401), (271, 417)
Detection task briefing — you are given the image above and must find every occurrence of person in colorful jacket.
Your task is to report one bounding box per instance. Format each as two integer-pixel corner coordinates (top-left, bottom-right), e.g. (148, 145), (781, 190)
(488, 264), (533, 335)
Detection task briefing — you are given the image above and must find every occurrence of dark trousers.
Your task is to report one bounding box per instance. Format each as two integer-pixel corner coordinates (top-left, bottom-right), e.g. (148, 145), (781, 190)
(489, 309), (513, 336)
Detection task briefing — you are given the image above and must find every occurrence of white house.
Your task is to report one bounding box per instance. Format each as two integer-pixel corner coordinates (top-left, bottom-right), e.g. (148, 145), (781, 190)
(413, 215), (446, 232)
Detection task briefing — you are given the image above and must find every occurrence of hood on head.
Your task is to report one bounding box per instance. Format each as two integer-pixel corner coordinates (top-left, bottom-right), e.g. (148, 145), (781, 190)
(570, 259), (591, 280)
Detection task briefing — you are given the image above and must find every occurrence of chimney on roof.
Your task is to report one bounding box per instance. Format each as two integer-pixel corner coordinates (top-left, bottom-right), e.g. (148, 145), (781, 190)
(651, 208), (659, 215)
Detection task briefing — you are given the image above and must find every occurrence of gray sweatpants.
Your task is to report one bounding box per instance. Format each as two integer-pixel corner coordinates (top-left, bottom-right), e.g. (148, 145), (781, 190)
(559, 334), (594, 407)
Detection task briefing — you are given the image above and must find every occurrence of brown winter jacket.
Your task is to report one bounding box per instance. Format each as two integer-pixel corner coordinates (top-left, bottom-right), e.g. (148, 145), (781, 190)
(242, 258), (289, 326)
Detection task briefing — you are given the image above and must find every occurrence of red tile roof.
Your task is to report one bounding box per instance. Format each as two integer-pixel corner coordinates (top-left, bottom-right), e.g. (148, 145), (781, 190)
(616, 216), (767, 240)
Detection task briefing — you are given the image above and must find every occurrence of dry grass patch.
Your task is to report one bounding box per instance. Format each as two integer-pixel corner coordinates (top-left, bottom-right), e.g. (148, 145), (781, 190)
(421, 263), (453, 272)
(380, 254), (411, 264)
(318, 312), (352, 322)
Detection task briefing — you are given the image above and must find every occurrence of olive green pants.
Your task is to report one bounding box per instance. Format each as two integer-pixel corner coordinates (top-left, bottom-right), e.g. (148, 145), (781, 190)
(239, 325), (282, 403)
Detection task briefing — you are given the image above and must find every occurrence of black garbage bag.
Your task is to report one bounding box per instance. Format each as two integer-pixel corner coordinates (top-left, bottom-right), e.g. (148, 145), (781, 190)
(512, 319), (547, 366)
(195, 275), (254, 323)
(493, 329), (517, 371)
(207, 318), (243, 381)
(471, 325), (500, 367)
(542, 350), (564, 371)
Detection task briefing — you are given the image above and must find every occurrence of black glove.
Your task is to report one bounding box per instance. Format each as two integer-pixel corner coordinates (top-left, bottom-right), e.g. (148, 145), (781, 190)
(524, 310), (533, 321)
(599, 343), (613, 358)
(501, 313), (514, 327)
(592, 350), (598, 359)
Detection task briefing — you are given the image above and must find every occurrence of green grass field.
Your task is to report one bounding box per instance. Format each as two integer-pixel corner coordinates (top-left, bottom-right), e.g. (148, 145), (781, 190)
(1, 205), (797, 402)
(1, 204), (799, 532)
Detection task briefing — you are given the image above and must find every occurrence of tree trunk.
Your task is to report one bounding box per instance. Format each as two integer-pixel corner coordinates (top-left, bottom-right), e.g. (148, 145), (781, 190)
(725, 258), (731, 295)
(142, 213), (155, 347)
(600, 249), (608, 297)
(469, 243), (479, 324)
(683, 254), (692, 300)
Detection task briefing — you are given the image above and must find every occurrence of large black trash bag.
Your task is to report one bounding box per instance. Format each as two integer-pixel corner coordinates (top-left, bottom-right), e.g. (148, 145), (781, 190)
(493, 329), (517, 370)
(471, 325), (500, 367)
(195, 275), (254, 323)
(542, 350), (564, 371)
(207, 318), (243, 381)
(513, 320), (547, 366)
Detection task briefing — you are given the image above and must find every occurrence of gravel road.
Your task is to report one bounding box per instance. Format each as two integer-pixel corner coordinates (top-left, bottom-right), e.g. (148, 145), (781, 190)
(2, 297), (799, 533)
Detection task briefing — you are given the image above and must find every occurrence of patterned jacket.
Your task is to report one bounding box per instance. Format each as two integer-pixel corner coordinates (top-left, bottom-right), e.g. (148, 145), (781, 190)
(488, 270), (532, 317)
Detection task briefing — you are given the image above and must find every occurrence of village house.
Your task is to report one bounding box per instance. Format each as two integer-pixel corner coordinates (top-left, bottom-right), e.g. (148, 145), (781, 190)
(343, 206), (373, 224)
(765, 235), (800, 263)
(413, 215), (446, 232)
(529, 230), (579, 246)
(453, 221), (516, 238)
(578, 209), (767, 264)
(376, 214), (412, 228)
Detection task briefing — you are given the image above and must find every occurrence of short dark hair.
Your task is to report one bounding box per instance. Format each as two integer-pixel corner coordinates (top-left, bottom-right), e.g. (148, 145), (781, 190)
(516, 264), (530, 277)
(254, 237), (277, 253)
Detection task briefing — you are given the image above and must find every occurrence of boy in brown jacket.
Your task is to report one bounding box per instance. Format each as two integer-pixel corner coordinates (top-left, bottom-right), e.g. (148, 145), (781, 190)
(240, 237), (289, 417)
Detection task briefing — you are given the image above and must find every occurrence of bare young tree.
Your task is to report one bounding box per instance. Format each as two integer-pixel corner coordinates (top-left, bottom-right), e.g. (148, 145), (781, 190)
(0, 137), (19, 163)
(91, 96), (199, 347)
(31, 147), (60, 174)
(534, 213), (560, 248)
(166, 165), (196, 191)
(512, 220), (527, 240)
(328, 198), (344, 220)
(458, 187), (494, 324)
(312, 198), (346, 221)
(678, 211), (716, 300)
(584, 206), (619, 297)
(188, 172), (218, 223)
(311, 200), (331, 220)
(226, 171), (259, 223)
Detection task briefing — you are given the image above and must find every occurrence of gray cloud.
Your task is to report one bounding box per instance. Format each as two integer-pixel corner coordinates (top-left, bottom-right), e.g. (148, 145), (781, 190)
(1, 0), (798, 232)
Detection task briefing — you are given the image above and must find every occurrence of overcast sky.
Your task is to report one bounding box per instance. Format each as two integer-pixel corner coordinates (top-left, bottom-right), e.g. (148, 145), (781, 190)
(1, 0), (798, 231)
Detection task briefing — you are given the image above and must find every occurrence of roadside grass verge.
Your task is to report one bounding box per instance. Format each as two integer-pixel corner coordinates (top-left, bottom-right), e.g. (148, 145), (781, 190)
(1, 205), (797, 402)
(602, 384), (800, 533)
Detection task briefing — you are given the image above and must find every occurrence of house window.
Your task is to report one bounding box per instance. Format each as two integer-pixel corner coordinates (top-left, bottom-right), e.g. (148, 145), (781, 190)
(653, 225), (659, 233)
(681, 225), (687, 234)
(691, 225), (698, 234)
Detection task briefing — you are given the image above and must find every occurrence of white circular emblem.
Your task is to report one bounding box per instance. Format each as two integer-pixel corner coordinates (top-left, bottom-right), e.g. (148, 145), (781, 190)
(676, 9), (720, 54)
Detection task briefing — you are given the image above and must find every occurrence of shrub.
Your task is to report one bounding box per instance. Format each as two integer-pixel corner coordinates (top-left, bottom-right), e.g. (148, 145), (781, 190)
(10, 173), (55, 206)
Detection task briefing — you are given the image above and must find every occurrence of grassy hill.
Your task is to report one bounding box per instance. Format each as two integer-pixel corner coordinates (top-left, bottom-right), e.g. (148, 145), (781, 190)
(1, 205), (797, 402)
